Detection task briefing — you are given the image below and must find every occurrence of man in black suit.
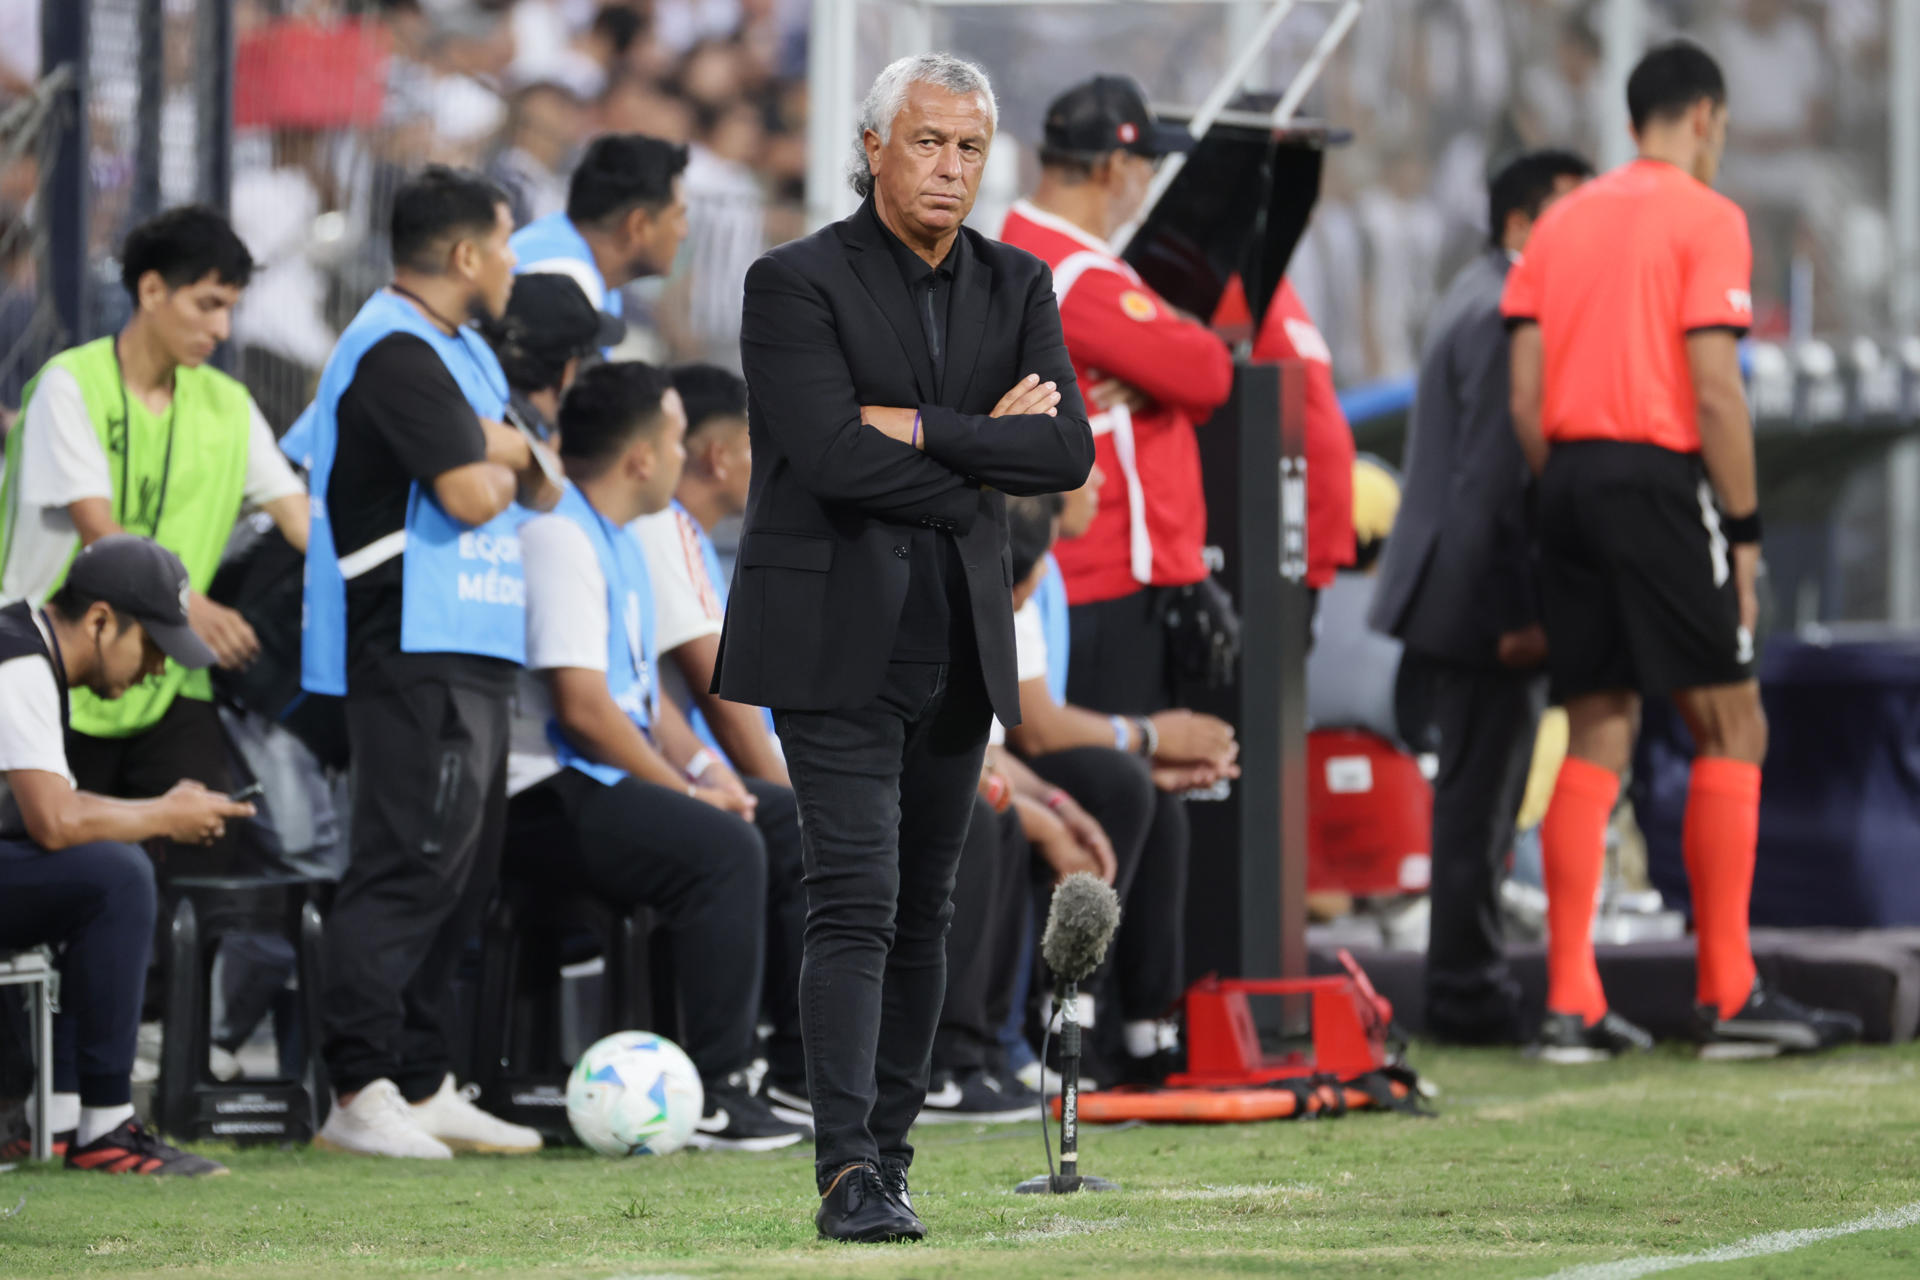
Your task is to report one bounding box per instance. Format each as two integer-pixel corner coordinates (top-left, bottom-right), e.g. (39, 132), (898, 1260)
(1369, 149), (1591, 1044)
(715, 52), (1093, 1242)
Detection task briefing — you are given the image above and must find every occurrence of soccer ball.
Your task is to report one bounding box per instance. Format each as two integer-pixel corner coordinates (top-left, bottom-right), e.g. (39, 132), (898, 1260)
(565, 1031), (704, 1157)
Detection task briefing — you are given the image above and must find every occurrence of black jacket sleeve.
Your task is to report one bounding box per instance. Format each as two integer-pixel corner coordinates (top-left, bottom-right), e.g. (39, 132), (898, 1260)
(740, 253), (978, 528)
(917, 263), (1095, 496)
(1451, 308), (1539, 634)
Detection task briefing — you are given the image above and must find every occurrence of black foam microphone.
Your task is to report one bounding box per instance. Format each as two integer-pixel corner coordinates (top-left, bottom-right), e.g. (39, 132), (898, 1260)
(1017, 872), (1122, 1196)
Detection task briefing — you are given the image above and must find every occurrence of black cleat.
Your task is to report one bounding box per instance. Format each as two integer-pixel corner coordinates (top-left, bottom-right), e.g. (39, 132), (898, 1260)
(689, 1074), (810, 1151)
(815, 1161), (925, 1243)
(761, 1076), (814, 1126)
(0, 1117), (72, 1161)
(1696, 982), (1864, 1059)
(65, 1117), (227, 1176)
(1534, 1010), (1654, 1064)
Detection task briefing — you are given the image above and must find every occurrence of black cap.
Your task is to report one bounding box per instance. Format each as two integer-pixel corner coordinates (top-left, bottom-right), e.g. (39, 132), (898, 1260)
(64, 535), (216, 669)
(1042, 75), (1193, 159)
(506, 272), (625, 362)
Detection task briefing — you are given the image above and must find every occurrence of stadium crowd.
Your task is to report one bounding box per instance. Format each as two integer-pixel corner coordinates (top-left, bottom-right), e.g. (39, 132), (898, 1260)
(0, 1), (1873, 1194)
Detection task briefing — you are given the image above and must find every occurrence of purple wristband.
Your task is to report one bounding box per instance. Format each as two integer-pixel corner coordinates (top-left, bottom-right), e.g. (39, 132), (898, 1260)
(911, 410), (921, 448)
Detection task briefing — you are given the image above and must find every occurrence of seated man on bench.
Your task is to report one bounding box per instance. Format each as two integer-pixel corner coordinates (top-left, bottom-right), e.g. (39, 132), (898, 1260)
(504, 361), (807, 1152)
(0, 535), (251, 1173)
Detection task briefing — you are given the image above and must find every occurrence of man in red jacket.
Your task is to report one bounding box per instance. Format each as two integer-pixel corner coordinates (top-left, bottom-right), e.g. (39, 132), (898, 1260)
(1252, 279), (1356, 591)
(1000, 75), (1236, 724)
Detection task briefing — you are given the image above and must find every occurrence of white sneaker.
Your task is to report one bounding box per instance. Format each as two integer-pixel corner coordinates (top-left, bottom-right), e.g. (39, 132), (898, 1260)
(1014, 1060), (1100, 1097)
(409, 1074), (543, 1154)
(314, 1079), (452, 1159)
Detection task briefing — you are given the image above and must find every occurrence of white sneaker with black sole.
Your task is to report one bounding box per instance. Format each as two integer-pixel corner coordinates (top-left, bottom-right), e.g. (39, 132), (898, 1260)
(916, 1070), (1044, 1124)
(315, 1079), (453, 1159)
(410, 1074), (543, 1153)
(691, 1073), (810, 1151)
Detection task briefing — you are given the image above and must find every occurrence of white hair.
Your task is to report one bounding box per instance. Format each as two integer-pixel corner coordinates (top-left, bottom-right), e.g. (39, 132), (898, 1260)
(849, 53), (998, 198)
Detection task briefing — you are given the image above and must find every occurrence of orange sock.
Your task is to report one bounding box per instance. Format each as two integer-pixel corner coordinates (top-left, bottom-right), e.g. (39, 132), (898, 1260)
(1683, 757), (1761, 1018)
(1542, 757), (1618, 1024)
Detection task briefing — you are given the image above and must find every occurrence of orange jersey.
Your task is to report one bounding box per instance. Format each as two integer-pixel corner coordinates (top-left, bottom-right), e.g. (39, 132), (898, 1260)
(1501, 159), (1752, 454)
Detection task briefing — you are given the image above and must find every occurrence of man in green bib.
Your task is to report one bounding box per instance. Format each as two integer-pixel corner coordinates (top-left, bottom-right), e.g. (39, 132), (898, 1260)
(0, 205), (309, 877)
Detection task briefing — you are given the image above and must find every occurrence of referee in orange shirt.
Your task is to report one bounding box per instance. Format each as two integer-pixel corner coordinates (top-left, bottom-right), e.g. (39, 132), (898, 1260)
(1503, 40), (1859, 1062)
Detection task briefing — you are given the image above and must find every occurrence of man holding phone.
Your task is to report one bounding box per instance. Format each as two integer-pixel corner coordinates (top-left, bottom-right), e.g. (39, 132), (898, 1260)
(0, 535), (252, 1171)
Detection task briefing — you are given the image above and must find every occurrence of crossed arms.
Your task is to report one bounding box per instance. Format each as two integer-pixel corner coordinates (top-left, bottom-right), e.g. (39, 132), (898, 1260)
(738, 253), (1094, 524)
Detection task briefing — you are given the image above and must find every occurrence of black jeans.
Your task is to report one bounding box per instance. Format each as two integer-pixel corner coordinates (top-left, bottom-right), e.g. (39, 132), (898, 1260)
(1401, 651), (1546, 1041)
(775, 658), (991, 1189)
(504, 768), (780, 1083)
(322, 657), (510, 1100)
(0, 838), (155, 1106)
(67, 695), (241, 879)
(934, 798), (1029, 1077)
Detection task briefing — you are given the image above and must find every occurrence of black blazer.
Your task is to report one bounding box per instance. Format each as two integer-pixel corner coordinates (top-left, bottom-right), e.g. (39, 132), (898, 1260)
(713, 203), (1094, 721)
(1369, 249), (1538, 666)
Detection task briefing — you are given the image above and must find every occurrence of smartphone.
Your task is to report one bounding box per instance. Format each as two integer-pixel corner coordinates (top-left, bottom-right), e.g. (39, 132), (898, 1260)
(228, 782), (265, 804)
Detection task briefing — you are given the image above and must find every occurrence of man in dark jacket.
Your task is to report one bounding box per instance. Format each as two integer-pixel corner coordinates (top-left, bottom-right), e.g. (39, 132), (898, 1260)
(714, 51), (1092, 1244)
(1369, 149), (1591, 1044)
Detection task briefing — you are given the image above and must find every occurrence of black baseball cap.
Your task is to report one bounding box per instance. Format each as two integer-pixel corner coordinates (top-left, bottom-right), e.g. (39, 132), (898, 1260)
(1042, 75), (1194, 159)
(64, 535), (217, 669)
(506, 272), (625, 362)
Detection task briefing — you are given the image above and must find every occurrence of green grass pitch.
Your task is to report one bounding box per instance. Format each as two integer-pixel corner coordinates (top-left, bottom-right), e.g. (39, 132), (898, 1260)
(5, 1042), (1920, 1278)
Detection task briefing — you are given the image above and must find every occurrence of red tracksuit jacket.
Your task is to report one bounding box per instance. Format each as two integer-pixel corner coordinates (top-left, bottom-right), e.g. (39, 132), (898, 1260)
(999, 200), (1234, 604)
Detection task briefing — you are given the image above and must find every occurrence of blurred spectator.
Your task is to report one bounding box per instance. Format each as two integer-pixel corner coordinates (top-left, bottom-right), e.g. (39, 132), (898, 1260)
(487, 82), (589, 227)
(231, 129), (343, 431)
(597, 75), (696, 145)
(667, 98), (766, 367)
(1357, 148), (1446, 379)
(1514, 18), (1604, 160)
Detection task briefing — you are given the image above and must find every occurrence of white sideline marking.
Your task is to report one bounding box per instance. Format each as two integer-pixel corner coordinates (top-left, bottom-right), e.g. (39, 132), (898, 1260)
(1534, 1201), (1920, 1280)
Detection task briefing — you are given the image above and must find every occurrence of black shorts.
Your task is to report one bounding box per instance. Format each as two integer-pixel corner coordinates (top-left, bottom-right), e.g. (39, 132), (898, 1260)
(1538, 440), (1756, 702)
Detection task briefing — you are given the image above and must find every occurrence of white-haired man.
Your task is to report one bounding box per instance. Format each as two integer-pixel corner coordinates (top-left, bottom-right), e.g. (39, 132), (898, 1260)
(712, 52), (1093, 1242)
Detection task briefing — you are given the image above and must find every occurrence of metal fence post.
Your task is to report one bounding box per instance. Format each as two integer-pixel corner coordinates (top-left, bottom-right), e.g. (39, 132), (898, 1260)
(40, 0), (89, 349)
(133, 0), (165, 223)
(196, 0), (235, 215)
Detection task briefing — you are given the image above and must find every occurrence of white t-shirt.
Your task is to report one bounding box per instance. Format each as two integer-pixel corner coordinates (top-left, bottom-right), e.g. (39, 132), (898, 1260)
(629, 508), (723, 654)
(988, 596), (1052, 746)
(0, 609), (74, 837)
(508, 512), (611, 797)
(0, 366), (306, 605)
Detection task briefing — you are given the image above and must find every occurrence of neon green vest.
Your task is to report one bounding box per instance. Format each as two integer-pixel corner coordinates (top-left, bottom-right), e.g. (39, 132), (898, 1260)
(0, 337), (253, 737)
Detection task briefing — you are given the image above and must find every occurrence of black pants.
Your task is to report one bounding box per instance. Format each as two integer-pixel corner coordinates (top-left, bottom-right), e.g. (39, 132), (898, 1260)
(775, 658), (991, 1189)
(504, 768), (788, 1083)
(1029, 747), (1187, 1021)
(1066, 587), (1176, 717)
(934, 799), (1029, 1076)
(67, 696), (241, 879)
(322, 659), (509, 1100)
(1401, 651), (1546, 1041)
(0, 839), (155, 1106)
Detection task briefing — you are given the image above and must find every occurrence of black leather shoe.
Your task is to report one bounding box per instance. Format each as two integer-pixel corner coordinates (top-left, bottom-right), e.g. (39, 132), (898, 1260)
(815, 1162), (925, 1243)
(879, 1158), (926, 1230)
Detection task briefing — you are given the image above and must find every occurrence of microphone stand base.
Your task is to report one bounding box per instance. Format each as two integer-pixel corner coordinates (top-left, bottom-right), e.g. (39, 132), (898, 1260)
(1014, 1174), (1121, 1195)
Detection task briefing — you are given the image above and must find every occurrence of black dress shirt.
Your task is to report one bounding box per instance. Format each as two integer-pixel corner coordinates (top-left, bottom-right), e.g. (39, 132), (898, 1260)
(870, 202), (974, 664)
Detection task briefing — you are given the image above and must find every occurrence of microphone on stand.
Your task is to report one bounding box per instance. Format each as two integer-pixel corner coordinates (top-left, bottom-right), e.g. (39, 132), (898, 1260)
(1016, 871), (1122, 1195)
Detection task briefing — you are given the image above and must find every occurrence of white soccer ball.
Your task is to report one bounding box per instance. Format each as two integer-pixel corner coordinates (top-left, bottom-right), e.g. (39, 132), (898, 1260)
(565, 1030), (704, 1157)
